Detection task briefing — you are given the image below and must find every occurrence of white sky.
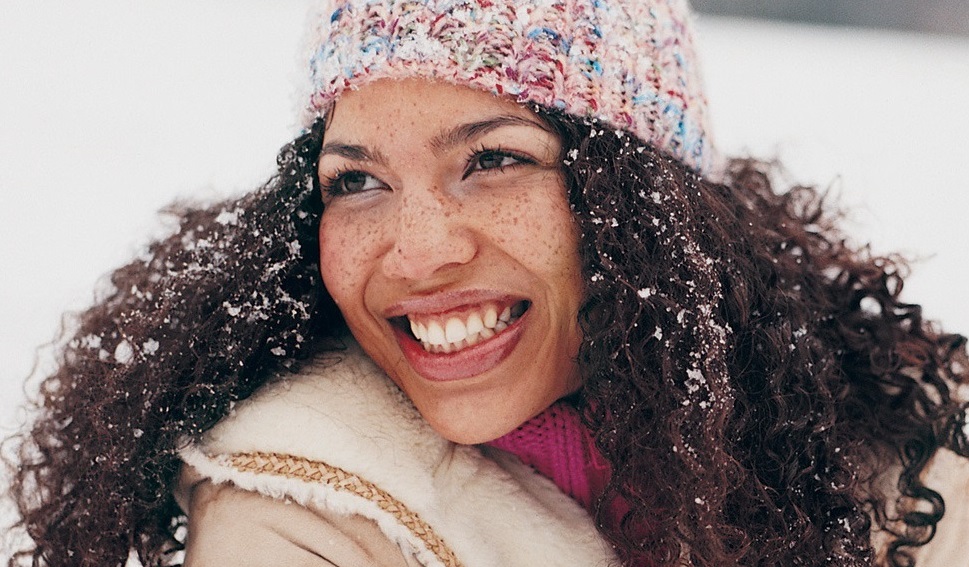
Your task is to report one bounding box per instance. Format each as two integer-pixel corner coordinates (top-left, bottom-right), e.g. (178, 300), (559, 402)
(1, 1), (968, 442)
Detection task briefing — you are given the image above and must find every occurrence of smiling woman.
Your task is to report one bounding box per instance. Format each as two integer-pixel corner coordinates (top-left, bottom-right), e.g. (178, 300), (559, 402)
(318, 80), (584, 443)
(4, 0), (969, 566)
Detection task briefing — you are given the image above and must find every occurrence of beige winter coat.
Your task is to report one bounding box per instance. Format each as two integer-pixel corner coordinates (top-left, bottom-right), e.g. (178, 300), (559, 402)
(177, 342), (969, 566)
(178, 343), (619, 566)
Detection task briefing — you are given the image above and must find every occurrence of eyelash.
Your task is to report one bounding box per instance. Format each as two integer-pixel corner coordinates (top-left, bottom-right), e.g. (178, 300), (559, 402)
(462, 145), (535, 179)
(319, 166), (371, 198)
(319, 147), (536, 198)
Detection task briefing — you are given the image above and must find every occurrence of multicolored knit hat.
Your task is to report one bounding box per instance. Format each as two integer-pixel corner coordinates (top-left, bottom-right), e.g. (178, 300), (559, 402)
(302, 0), (717, 174)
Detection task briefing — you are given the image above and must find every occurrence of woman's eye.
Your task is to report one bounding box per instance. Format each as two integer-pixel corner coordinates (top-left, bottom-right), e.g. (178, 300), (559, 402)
(466, 150), (532, 178)
(323, 171), (384, 196)
(477, 152), (518, 170)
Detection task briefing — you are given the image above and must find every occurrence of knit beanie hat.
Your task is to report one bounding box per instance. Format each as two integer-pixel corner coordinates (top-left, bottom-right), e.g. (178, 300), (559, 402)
(302, 0), (717, 174)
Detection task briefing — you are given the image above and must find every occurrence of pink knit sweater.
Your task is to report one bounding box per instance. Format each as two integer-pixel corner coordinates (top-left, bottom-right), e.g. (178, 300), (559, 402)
(486, 401), (611, 513)
(486, 402), (656, 566)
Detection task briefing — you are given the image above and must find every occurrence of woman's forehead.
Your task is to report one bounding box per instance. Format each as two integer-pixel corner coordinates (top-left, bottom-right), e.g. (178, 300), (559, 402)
(330, 79), (536, 121)
(324, 79), (553, 147)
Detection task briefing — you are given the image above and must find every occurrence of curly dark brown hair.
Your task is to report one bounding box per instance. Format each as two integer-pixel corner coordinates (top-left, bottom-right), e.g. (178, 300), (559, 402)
(3, 112), (968, 567)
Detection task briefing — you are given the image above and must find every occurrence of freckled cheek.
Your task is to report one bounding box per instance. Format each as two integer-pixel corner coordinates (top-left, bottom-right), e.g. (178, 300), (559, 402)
(318, 215), (381, 305)
(487, 192), (578, 272)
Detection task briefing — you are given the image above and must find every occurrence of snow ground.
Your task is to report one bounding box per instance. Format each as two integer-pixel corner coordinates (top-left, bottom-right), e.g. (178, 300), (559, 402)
(1, 1), (967, 556)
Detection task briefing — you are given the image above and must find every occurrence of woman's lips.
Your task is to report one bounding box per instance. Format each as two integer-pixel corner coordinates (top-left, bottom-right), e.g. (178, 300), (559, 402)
(392, 308), (528, 382)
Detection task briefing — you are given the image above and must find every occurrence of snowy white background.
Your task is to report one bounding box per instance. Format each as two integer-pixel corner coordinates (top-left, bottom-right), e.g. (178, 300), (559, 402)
(1, 0), (968, 551)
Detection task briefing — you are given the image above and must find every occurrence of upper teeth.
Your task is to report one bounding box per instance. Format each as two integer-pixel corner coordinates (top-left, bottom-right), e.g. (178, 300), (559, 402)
(409, 303), (523, 354)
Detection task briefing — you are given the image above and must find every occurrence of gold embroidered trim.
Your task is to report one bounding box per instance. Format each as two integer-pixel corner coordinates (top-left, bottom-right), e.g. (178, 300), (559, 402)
(227, 451), (461, 567)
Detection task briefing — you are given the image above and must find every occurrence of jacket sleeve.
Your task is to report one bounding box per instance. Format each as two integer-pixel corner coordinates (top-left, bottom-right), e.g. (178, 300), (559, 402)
(907, 449), (969, 567)
(177, 463), (418, 567)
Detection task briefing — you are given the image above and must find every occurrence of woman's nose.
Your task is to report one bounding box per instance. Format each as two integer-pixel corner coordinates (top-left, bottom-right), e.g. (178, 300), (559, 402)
(380, 186), (476, 281)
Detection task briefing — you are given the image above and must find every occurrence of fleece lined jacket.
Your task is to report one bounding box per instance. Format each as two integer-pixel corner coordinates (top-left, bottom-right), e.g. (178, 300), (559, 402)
(179, 342), (619, 567)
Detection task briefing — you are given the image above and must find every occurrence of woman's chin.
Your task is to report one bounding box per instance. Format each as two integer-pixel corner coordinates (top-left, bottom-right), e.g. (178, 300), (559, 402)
(423, 413), (518, 445)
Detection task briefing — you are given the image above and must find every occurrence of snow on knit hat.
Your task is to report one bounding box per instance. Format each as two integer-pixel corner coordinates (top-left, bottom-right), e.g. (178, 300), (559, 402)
(302, 0), (717, 174)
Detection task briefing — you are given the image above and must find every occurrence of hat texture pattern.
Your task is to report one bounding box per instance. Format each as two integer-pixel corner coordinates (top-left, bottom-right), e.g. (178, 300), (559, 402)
(304, 0), (716, 173)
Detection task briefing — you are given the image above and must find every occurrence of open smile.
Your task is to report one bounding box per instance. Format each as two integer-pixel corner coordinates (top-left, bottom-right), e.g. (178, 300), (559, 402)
(400, 300), (529, 353)
(389, 299), (532, 381)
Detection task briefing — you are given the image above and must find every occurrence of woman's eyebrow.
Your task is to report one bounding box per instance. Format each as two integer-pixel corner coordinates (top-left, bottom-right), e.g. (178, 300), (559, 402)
(318, 142), (391, 166)
(319, 114), (550, 164)
(429, 114), (552, 154)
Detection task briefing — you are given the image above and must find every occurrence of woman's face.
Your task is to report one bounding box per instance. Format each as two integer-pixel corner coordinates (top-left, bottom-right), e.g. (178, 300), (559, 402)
(317, 79), (584, 444)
